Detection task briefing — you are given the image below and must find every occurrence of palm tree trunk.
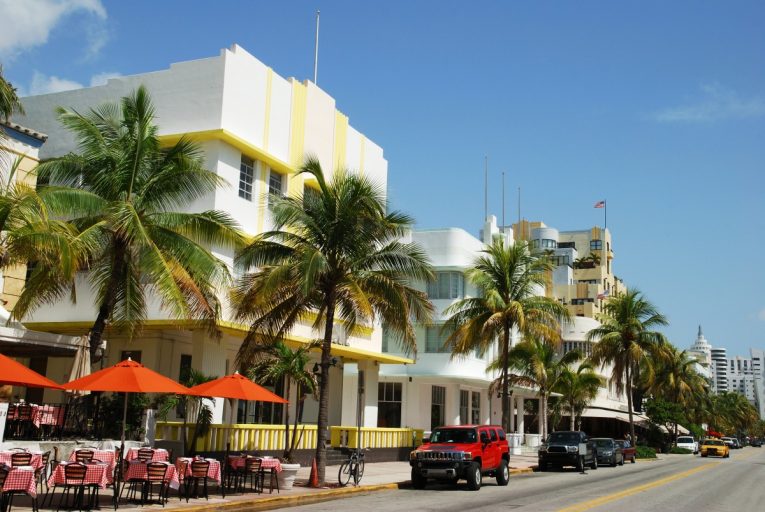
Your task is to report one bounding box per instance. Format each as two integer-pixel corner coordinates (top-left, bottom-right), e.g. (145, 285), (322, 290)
(541, 394), (548, 440)
(501, 323), (511, 432)
(570, 401), (576, 431)
(315, 291), (336, 486)
(283, 378), (291, 460)
(88, 242), (126, 359)
(626, 364), (635, 445)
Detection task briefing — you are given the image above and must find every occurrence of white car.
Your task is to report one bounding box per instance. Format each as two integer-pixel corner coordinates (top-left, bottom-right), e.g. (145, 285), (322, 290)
(676, 436), (698, 454)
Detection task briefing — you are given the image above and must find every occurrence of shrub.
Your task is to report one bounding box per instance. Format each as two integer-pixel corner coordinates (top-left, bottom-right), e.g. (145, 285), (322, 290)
(636, 445), (657, 459)
(669, 446), (693, 454)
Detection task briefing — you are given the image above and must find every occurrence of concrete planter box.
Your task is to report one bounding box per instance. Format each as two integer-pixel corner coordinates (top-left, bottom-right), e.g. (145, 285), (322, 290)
(278, 463), (300, 490)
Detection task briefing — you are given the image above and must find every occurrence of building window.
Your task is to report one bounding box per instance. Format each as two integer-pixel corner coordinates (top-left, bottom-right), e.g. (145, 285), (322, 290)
(471, 391), (481, 424)
(460, 390), (469, 425)
(268, 171), (283, 204)
(378, 382), (402, 428)
(590, 240), (603, 251)
(427, 272), (464, 300)
(238, 157), (255, 201)
(551, 255), (570, 267)
(425, 325), (451, 353)
(431, 386), (446, 430)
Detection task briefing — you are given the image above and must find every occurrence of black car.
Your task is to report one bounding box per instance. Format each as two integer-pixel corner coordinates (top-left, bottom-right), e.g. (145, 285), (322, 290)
(751, 438), (762, 447)
(592, 438), (624, 467)
(538, 431), (598, 471)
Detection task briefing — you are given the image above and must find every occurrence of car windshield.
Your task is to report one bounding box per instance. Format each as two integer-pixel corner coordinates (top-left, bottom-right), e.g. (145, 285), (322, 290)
(547, 432), (580, 444)
(704, 440), (723, 446)
(677, 437), (694, 443)
(593, 439), (613, 448)
(430, 428), (477, 444)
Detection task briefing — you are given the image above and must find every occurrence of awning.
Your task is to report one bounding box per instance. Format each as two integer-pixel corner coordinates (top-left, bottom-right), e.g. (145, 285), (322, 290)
(0, 325), (83, 357)
(581, 407), (633, 423)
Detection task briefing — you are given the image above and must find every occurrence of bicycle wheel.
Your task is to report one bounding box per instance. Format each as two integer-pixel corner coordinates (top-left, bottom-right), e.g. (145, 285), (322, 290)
(338, 461), (353, 486)
(355, 458), (365, 485)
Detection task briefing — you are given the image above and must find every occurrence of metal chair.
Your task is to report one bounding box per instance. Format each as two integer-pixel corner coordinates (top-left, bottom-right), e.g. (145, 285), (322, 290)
(14, 405), (33, 439)
(73, 450), (94, 464)
(142, 463), (169, 507)
(35, 451), (51, 496)
(242, 457), (262, 493)
(55, 462), (88, 512)
(136, 449), (154, 463)
(10, 452), (32, 468)
(260, 462), (279, 494)
(184, 460), (210, 502)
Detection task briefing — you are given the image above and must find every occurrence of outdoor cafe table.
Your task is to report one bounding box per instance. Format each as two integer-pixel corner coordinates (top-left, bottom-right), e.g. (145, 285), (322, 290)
(0, 451), (44, 470)
(68, 449), (117, 470)
(48, 461), (113, 489)
(175, 457), (222, 483)
(124, 460), (180, 490)
(7, 404), (65, 428)
(125, 448), (169, 462)
(227, 455), (282, 473)
(1, 465), (38, 498)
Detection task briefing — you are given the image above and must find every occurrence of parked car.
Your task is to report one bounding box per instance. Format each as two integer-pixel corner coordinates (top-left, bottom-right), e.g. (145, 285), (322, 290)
(538, 431), (598, 471)
(614, 440), (636, 463)
(410, 425), (510, 491)
(721, 437), (736, 449)
(592, 438), (623, 466)
(750, 438), (762, 447)
(731, 438), (742, 449)
(676, 436), (699, 454)
(700, 438), (730, 458)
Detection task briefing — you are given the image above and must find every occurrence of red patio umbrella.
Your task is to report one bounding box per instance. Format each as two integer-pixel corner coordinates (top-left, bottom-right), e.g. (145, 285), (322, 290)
(0, 353), (63, 389)
(186, 372), (288, 452)
(63, 358), (190, 446)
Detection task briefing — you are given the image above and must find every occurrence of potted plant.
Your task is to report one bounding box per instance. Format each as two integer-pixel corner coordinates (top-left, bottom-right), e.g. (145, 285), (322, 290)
(248, 341), (318, 489)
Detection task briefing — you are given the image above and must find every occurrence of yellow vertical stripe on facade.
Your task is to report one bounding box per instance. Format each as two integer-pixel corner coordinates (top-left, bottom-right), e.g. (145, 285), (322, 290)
(359, 136), (366, 175)
(333, 110), (348, 172)
(288, 79), (307, 196)
(262, 68), (273, 151)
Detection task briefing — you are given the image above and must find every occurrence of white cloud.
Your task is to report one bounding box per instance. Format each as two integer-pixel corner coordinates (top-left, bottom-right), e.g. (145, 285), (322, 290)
(758, 308), (765, 322)
(24, 70), (120, 96)
(652, 83), (765, 123)
(0, 0), (107, 59)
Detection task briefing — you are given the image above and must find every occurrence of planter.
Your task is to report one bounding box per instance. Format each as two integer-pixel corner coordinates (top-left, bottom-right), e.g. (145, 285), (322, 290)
(278, 463), (300, 490)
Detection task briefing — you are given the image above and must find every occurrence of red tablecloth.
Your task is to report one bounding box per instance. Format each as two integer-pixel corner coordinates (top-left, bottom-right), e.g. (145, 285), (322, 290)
(68, 449), (116, 470)
(175, 458), (222, 483)
(6, 404), (65, 427)
(47, 462), (113, 490)
(0, 451), (44, 471)
(124, 461), (180, 490)
(125, 448), (169, 462)
(2, 466), (38, 498)
(227, 456), (282, 473)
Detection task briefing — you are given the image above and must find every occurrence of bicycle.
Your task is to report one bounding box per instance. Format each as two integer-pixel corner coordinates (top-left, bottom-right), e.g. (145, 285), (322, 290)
(338, 448), (368, 486)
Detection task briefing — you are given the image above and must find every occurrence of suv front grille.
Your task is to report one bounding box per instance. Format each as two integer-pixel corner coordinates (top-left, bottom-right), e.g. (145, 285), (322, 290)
(419, 451), (464, 461)
(547, 446), (568, 453)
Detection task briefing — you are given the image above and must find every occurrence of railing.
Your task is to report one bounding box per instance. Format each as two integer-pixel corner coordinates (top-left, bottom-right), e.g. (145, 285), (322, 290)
(155, 422), (423, 451)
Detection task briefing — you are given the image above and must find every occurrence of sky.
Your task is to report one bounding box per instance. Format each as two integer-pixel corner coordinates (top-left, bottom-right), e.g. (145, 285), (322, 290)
(1, 0), (764, 356)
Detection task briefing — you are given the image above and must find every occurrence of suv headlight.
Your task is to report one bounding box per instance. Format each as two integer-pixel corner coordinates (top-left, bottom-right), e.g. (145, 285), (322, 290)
(567, 446), (579, 453)
(409, 451), (418, 460)
(462, 452), (472, 461)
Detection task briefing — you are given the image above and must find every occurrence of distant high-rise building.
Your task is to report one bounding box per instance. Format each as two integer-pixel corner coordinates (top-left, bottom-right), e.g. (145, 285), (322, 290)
(711, 347), (729, 393)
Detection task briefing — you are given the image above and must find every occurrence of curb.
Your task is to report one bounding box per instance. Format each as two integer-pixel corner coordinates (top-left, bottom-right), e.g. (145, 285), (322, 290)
(510, 466), (537, 474)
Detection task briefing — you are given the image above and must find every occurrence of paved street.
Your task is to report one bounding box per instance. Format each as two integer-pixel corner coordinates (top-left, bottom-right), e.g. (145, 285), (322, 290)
(290, 448), (765, 512)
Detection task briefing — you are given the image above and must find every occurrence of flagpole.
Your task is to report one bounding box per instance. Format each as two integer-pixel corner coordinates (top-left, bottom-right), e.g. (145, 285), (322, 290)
(604, 199), (607, 231)
(313, 10), (320, 84)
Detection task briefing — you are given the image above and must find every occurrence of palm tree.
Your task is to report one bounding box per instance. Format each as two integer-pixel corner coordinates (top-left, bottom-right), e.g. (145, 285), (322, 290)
(444, 239), (570, 432)
(25, 86), (242, 357)
(231, 157), (433, 485)
(645, 345), (707, 437)
(489, 339), (581, 439)
(247, 341), (318, 463)
(587, 288), (668, 443)
(556, 361), (604, 430)
(0, 65), (23, 122)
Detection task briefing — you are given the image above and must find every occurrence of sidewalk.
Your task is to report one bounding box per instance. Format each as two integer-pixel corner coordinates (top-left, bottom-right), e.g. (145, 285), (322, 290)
(8, 455), (538, 512)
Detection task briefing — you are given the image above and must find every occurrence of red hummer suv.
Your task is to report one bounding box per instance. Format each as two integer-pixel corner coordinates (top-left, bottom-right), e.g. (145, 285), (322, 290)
(409, 425), (510, 491)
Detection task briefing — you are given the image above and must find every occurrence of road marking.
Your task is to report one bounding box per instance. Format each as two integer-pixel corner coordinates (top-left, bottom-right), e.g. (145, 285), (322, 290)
(557, 461), (719, 512)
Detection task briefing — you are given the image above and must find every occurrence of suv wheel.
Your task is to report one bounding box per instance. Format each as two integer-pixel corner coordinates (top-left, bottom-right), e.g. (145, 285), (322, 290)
(576, 456), (584, 472)
(496, 459), (509, 486)
(538, 460), (546, 472)
(466, 462), (482, 491)
(411, 468), (427, 489)
(590, 454), (598, 470)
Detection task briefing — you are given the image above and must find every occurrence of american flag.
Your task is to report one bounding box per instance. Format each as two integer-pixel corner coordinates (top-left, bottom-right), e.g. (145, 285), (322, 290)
(593, 200), (606, 209)
(597, 289), (610, 300)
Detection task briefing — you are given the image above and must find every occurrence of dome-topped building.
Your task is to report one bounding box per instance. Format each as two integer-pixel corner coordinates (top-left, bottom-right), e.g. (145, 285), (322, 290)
(689, 325), (712, 364)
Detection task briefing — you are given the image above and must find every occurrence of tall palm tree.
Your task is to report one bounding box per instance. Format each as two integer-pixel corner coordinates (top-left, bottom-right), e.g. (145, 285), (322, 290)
(0, 65), (23, 122)
(556, 361), (604, 430)
(444, 239), (570, 432)
(25, 86), (243, 356)
(587, 288), (668, 443)
(231, 157), (433, 485)
(247, 340), (318, 463)
(489, 339), (581, 439)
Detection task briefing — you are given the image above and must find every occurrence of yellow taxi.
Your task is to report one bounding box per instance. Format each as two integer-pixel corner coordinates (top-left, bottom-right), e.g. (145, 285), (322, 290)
(700, 438), (730, 458)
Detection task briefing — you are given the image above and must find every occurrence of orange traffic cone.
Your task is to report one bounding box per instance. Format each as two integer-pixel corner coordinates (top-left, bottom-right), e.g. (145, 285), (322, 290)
(309, 457), (319, 487)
